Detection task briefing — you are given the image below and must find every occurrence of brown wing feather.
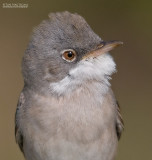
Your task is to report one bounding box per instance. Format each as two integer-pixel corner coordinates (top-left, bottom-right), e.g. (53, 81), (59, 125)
(15, 92), (25, 153)
(115, 101), (124, 140)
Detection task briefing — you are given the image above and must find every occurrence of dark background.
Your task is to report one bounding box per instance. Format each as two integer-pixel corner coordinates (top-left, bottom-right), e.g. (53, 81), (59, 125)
(0, 0), (152, 160)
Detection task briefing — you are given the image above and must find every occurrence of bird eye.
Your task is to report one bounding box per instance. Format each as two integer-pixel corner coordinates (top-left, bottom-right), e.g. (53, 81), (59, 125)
(61, 49), (77, 62)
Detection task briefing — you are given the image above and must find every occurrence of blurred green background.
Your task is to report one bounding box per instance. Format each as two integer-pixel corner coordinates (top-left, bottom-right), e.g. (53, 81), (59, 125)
(0, 0), (152, 160)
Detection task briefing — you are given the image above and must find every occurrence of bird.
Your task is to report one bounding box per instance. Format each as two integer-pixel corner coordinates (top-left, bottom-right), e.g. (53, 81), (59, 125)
(15, 11), (124, 160)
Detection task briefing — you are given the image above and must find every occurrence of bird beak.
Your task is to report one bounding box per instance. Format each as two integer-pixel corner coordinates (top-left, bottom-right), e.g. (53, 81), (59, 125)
(82, 40), (123, 60)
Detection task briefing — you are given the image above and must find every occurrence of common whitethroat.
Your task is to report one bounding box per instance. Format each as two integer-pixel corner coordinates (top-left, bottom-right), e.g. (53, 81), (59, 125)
(15, 11), (123, 160)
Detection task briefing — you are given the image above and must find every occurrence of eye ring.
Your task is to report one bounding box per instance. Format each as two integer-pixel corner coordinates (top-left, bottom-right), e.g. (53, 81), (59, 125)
(61, 49), (77, 62)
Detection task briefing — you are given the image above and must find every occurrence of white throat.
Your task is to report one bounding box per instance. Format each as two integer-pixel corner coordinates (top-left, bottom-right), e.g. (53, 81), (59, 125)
(49, 54), (116, 97)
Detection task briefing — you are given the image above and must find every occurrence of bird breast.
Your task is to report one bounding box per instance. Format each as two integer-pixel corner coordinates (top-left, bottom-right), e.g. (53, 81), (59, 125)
(22, 83), (117, 160)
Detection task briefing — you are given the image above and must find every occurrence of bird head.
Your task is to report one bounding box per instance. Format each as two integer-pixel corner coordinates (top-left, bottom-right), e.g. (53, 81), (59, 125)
(22, 11), (122, 96)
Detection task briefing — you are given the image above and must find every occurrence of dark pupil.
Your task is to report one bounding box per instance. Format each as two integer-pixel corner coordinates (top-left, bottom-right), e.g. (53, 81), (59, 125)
(67, 51), (73, 57)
